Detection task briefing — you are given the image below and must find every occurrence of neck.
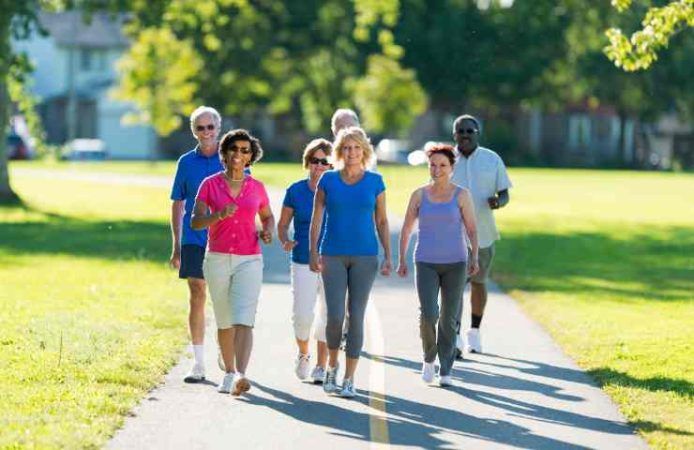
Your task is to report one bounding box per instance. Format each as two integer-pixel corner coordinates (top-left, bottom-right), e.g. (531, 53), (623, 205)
(342, 165), (363, 176)
(308, 175), (320, 189)
(431, 178), (449, 189)
(458, 144), (477, 158)
(199, 142), (217, 155)
(226, 168), (245, 180)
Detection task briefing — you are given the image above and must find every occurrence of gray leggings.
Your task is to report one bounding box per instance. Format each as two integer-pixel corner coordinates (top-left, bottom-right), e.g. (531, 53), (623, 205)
(321, 255), (378, 358)
(415, 261), (467, 376)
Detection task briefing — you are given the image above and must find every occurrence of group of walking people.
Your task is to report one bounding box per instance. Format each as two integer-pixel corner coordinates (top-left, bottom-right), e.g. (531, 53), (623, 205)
(169, 106), (512, 398)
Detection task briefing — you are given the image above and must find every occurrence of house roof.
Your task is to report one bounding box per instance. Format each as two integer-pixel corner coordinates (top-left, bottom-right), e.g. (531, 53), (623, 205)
(39, 11), (129, 48)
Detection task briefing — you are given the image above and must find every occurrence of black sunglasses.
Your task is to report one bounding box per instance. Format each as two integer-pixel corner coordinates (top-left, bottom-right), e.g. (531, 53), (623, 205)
(229, 147), (252, 154)
(196, 124), (215, 132)
(456, 128), (477, 135)
(309, 157), (331, 166)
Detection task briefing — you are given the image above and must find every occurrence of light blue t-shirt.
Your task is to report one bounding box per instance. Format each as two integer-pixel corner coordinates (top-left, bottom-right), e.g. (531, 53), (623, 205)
(282, 179), (326, 264)
(318, 170), (386, 256)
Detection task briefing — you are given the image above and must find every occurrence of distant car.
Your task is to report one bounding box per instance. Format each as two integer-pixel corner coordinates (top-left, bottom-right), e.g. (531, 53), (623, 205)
(375, 139), (412, 164)
(6, 133), (33, 160)
(62, 139), (107, 161)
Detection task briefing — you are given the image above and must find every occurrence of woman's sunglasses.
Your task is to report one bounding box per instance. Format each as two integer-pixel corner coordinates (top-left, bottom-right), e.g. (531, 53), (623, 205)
(195, 124), (215, 132)
(309, 157), (331, 166)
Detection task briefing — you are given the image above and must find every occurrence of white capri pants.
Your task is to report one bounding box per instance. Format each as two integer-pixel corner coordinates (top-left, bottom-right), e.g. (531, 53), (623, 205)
(291, 262), (327, 342)
(203, 252), (263, 329)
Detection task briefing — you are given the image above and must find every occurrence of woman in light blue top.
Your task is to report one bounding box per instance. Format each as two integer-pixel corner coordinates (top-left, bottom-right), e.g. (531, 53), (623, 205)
(309, 126), (392, 398)
(397, 143), (479, 387)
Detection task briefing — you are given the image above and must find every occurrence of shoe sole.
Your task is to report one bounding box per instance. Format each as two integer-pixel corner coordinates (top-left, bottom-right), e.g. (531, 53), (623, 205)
(231, 378), (251, 396)
(183, 376), (205, 384)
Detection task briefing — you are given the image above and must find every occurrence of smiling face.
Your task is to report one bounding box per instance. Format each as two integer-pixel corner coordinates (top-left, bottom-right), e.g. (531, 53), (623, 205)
(193, 113), (220, 148)
(428, 152), (453, 181)
(222, 139), (252, 170)
(340, 138), (365, 168)
(453, 118), (479, 153)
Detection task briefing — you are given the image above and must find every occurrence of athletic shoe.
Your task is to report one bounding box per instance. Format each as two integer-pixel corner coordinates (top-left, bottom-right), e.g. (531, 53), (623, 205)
(454, 348), (464, 361)
(323, 364), (339, 393)
(339, 378), (356, 398)
(294, 353), (311, 380)
(466, 328), (482, 354)
(231, 374), (251, 396)
(439, 375), (453, 387)
(217, 372), (235, 393)
(310, 366), (326, 384)
(183, 363), (205, 383)
(421, 362), (436, 383)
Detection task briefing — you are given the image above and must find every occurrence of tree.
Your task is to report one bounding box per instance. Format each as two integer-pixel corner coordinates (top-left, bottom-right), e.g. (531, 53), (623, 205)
(605, 0), (694, 71)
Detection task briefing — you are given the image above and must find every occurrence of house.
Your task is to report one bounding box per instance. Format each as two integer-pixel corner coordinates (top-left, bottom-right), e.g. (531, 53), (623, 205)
(12, 11), (157, 159)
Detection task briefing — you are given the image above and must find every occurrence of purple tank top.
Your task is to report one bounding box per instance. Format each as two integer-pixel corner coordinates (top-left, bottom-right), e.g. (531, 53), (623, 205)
(414, 186), (468, 264)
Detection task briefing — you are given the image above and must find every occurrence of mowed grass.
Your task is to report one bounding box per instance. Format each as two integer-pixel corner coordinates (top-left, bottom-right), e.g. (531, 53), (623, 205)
(6, 161), (694, 449)
(1, 171), (188, 448)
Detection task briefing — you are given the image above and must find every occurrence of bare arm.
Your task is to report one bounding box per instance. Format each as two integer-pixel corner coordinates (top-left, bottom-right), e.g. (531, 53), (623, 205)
(397, 189), (421, 277)
(257, 204), (275, 244)
(460, 189), (479, 275)
(277, 206), (297, 251)
(169, 200), (184, 269)
(375, 191), (392, 276)
(191, 200), (236, 230)
(309, 188), (326, 272)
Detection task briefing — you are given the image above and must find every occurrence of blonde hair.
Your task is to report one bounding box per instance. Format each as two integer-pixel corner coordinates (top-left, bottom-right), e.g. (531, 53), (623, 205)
(333, 126), (373, 168)
(302, 138), (333, 169)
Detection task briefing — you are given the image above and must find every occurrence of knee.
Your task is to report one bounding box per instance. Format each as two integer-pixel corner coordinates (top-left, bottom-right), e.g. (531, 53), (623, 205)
(420, 313), (438, 327)
(189, 280), (206, 299)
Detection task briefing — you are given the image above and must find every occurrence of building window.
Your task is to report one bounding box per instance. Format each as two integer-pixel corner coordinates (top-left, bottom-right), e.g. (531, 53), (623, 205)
(80, 49), (107, 72)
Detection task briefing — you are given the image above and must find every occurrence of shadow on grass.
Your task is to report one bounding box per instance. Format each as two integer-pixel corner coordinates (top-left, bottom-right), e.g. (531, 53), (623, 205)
(588, 367), (694, 403)
(494, 226), (694, 302)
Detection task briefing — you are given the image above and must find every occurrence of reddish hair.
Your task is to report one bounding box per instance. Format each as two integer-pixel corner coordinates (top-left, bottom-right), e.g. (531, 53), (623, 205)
(425, 143), (456, 165)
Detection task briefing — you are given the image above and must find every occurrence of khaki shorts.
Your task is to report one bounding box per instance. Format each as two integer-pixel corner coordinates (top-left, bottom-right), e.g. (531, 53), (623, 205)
(468, 245), (495, 284)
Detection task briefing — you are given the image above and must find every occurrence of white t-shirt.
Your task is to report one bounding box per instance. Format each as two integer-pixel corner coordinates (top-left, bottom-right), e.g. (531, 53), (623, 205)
(451, 146), (512, 248)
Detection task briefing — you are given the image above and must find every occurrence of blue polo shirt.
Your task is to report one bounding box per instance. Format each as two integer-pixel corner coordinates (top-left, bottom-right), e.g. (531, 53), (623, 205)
(318, 170), (385, 256)
(282, 179), (327, 264)
(170, 147), (223, 247)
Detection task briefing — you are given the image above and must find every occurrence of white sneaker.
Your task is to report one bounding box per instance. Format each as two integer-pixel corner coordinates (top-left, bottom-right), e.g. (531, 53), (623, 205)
(466, 328), (482, 354)
(183, 363), (205, 383)
(218, 372), (235, 393)
(421, 362), (436, 383)
(294, 353), (311, 380)
(323, 364), (339, 393)
(439, 375), (453, 387)
(310, 366), (326, 384)
(339, 378), (356, 398)
(231, 373), (251, 396)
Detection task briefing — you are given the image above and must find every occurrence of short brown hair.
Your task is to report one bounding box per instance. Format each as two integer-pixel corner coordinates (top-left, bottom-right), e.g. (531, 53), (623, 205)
(302, 138), (333, 169)
(219, 129), (263, 167)
(425, 143), (456, 165)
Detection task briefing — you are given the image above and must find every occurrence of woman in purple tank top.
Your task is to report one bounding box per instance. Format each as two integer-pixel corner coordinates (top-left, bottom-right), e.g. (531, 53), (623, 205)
(397, 143), (479, 387)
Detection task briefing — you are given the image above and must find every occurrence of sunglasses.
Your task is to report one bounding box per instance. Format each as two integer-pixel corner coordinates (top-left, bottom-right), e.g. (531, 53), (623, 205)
(230, 147), (252, 154)
(456, 128), (477, 135)
(196, 124), (215, 132)
(309, 157), (331, 166)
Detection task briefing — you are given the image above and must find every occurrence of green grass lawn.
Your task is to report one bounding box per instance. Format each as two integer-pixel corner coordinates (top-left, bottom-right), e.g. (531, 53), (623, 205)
(5, 161), (694, 449)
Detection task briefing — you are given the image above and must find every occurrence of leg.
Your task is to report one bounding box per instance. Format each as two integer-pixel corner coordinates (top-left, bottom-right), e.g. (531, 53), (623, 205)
(470, 245), (495, 326)
(343, 256), (378, 380)
(203, 252), (234, 373)
(227, 256), (263, 374)
(415, 262), (441, 364)
(218, 327), (237, 373)
(291, 263), (318, 356)
(187, 278), (206, 345)
(321, 256), (348, 369)
(233, 324), (253, 374)
(314, 276), (329, 369)
(438, 262), (466, 376)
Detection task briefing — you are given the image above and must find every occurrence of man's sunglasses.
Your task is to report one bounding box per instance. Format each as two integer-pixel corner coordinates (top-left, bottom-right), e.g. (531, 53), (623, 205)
(309, 157), (331, 166)
(456, 128), (478, 135)
(196, 124), (215, 131)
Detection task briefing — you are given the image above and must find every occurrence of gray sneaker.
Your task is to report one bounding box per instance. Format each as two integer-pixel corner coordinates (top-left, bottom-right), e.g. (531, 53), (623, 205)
(217, 372), (235, 393)
(339, 378), (356, 398)
(323, 364), (339, 393)
(310, 366), (326, 384)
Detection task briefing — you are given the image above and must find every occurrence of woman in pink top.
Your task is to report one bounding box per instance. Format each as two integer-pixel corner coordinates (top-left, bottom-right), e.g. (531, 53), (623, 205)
(192, 129), (275, 396)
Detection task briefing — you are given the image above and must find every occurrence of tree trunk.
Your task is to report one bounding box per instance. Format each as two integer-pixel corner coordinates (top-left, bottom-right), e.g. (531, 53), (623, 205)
(617, 110), (629, 168)
(0, 13), (20, 203)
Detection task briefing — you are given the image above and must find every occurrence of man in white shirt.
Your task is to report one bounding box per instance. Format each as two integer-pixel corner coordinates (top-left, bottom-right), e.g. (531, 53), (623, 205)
(450, 114), (512, 357)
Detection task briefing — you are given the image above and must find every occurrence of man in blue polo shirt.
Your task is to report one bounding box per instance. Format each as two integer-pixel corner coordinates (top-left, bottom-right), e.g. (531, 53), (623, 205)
(170, 106), (223, 383)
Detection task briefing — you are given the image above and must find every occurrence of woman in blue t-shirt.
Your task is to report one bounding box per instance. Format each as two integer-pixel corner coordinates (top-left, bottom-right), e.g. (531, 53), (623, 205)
(277, 138), (333, 384)
(309, 127), (392, 398)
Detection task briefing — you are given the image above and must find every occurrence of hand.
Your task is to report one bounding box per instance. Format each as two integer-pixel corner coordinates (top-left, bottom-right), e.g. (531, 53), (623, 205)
(282, 240), (297, 251)
(309, 253), (323, 273)
(487, 196), (499, 209)
(169, 248), (181, 270)
(380, 258), (392, 276)
(218, 203), (238, 219)
(468, 257), (479, 276)
(258, 229), (272, 244)
(396, 260), (408, 278)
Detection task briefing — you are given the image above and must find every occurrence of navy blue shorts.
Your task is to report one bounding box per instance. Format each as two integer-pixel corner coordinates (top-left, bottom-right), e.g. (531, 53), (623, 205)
(179, 244), (205, 279)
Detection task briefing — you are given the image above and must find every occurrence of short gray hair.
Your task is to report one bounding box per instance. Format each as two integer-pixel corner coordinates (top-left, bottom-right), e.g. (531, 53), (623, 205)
(190, 106), (221, 131)
(331, 108), (360, 135)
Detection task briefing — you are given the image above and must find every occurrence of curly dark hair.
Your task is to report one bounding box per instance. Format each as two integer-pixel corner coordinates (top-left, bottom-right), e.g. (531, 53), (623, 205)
(219, 129), (263, 167)
(425, 143), (456, 166)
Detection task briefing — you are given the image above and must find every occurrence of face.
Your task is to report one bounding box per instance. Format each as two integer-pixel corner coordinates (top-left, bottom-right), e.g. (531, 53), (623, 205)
(308, 149), (331, 178)
(428, 153), (453, 180)
(222, 139), (252, 169)
(193, 113), (220, 146)
(340, 138), (364, 168)
(453, 118), (479, 152)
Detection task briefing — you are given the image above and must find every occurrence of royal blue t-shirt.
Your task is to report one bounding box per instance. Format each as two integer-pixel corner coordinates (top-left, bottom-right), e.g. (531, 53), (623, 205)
(282, 179), (326, 264)
(318, 170), (386, 256)
(170, 147), (223, 247)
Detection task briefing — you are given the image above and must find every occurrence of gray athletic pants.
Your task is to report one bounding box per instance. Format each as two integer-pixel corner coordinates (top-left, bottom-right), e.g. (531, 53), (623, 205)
(321, 255), (378, 359)
(415, 261), (467, 376)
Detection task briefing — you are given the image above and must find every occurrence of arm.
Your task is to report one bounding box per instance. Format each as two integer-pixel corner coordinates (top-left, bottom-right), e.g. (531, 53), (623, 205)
(460, 189), (479, 275)
(257, 204), (275, 244)
(375, 191), (392, 276)
(309, 188), (326, 273)
(277, 206), (297, 251)
(191, 200), (236, 230)
(488, 189), (510, 209)
(169, 200), (184, 269)
(397, 190), (421, 277)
